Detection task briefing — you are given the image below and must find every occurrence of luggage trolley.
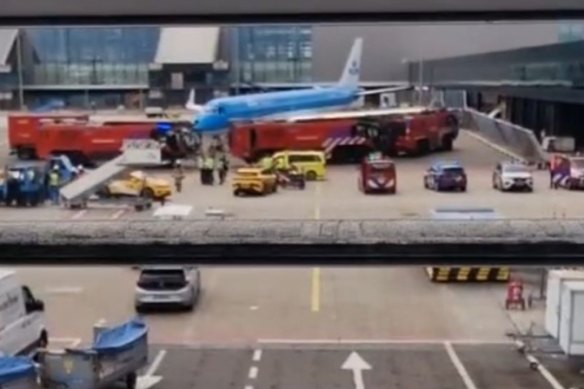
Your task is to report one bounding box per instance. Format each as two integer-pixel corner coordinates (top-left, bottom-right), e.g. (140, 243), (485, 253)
(0, 357), (38, 389)
(37, 318), (149, 389)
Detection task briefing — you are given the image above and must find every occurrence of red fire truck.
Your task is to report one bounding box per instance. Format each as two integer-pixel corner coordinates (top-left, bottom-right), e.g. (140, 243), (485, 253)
(8, 113), (194, 165)
(229, 108), (459, 163)
(8, 113), (89, 159)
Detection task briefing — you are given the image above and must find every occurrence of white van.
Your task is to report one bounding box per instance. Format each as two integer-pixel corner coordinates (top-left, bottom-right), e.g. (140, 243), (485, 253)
(0, 270), (48, 357)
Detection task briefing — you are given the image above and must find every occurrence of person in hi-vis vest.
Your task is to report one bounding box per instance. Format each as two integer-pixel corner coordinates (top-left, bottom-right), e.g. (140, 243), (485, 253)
(48, 166), (61, 204)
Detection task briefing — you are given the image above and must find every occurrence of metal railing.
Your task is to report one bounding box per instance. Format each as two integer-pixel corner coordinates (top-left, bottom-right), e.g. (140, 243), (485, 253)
(431, 88), (547, 165)
(462, 108), (548, 166)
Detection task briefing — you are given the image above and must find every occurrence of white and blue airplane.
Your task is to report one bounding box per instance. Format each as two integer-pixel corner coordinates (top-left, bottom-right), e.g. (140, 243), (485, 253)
(185, 38), (414, 134)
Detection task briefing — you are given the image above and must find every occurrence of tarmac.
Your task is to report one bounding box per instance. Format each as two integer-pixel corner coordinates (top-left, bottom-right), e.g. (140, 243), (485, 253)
(0, 113), (582, 388)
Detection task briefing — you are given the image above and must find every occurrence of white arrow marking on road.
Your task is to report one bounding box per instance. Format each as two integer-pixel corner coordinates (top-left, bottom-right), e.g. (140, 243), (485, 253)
(136, 349), (166, 389)
(137, 376), (163, 389)
(342, 351), (371, 389)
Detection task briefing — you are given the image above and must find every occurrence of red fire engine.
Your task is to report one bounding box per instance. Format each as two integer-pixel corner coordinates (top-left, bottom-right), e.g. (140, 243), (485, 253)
(229, 108), (459, 163)
(8, 113), (194, 165)
(8, 113), (89, 159)
(359, 152), (397, 194)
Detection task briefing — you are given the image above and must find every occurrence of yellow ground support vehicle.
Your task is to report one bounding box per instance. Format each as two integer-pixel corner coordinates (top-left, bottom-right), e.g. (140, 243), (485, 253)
(103, 170), (172, 201)
(271, 150), (326, 181)
(233, 168), (278, 196)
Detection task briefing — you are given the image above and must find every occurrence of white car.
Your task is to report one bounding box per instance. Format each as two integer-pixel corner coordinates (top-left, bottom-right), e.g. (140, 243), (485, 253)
(492, 162), (534, 192)
(134, 266), (200, 312)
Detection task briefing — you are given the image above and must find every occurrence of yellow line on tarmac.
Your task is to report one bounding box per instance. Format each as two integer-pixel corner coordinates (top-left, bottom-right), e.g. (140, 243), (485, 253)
(311, 267), (321, 312)
(311, 183), (321, 312)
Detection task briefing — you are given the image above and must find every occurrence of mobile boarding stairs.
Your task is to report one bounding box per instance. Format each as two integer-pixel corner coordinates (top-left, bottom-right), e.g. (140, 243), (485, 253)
(59, 140), (163, 209)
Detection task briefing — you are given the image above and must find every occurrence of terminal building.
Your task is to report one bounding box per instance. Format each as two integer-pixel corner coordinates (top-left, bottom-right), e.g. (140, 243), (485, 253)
(0, 22), (580, 111)
(416, 38), (584, 146)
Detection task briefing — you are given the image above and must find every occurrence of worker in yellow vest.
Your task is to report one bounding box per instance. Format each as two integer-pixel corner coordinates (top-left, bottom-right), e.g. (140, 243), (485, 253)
(48, 166), (60, 205)
(202, 154), (215, 185)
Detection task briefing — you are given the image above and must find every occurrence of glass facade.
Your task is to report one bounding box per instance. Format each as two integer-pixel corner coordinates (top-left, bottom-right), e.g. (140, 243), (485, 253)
(232, 26), (312, 84)
(18, 25), (314, 94)
(559, 23), (584, 42)
(24, 27), (159, 86)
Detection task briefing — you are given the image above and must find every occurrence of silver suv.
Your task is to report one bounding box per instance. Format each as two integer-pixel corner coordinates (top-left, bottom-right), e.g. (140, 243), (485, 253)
(492, 162), (534, 192)
(134, 266), (200, 312)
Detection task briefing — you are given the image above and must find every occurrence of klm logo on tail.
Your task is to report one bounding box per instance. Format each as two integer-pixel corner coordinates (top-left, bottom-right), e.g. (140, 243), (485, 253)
(339, 38), (362, 87)
(348, 61), (359, 76)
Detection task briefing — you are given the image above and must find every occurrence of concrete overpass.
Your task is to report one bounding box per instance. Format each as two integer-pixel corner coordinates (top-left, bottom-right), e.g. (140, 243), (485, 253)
(3, 219), (584, 265)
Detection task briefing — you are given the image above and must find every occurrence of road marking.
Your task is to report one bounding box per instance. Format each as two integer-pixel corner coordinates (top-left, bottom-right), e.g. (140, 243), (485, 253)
(515, 337), (564, 389)
(44, 286), (83, 294)
(145, 349), (167, 377)
(257, 338), (513, 345)
(311, 267), (321, 312)
(248, 366), (259, 379)
(444, 341), (477, 389)
(71, 210), (87, 220)
(342, 351), (371, 389)
(252, 349), (262, 362)
(245, 386), (254, 389)
(110, 209), (126, 219)
(311, 182), (321, 313)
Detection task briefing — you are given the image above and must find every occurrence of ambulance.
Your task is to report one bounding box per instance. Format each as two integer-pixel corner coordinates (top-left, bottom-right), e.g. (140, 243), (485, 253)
(0, 270), (48, 356)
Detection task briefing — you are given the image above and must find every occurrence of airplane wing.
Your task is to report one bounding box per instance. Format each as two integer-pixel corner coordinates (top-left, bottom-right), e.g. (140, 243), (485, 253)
(358, 85), (412, 96)
(280, 106), (430, 123)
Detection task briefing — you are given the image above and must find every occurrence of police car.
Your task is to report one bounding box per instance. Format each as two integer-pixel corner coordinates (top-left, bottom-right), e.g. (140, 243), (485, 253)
(423, 160), (467, 192)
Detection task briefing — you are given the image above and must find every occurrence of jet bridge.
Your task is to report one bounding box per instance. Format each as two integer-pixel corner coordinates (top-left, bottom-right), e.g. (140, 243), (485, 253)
(59, 140), (162, 208)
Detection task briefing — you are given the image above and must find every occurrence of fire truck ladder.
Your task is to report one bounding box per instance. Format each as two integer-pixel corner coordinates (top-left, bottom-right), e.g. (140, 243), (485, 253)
(59, 140), (162, 207)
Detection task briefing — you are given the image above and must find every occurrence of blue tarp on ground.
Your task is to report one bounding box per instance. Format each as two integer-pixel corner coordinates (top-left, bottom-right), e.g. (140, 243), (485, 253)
(93, 318), (148, 354)
(0, 357), (36, 385)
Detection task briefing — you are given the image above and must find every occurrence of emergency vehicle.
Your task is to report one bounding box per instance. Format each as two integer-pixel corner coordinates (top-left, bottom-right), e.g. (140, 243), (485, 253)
(358, 152), (396, 194)
(228, 108), (459, 164)
(8, 113), (89, 160)
(8, 113), (195, 165)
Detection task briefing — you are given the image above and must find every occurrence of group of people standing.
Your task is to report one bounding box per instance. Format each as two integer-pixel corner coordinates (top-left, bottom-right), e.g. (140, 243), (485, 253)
(198, 150), (229, 186)
(170, 136), (230, 193)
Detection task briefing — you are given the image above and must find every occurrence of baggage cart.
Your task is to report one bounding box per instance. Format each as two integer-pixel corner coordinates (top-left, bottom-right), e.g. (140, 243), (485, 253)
(0, 356), (38, 389)
(37, 318), (148, 389)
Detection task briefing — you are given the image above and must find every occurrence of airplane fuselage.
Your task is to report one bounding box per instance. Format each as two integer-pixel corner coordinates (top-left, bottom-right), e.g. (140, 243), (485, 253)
(193, 86), (360, 133)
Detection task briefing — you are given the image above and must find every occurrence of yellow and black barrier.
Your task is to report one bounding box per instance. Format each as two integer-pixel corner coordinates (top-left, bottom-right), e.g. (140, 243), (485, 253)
(426, 267), (510, 282)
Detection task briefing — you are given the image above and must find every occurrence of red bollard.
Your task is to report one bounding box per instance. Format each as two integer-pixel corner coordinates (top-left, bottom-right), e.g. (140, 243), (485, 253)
(505, 278), (526, 310)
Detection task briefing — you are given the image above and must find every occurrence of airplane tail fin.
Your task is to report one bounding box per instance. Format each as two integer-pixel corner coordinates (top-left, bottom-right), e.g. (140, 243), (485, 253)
(185, 89), (205, 113)
(338, 38), (363, 87)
